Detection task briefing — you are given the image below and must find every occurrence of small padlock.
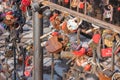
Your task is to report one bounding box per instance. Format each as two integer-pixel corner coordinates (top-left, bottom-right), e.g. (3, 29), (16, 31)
(72, 47), (86, 56)
(84, 64), (91, 71)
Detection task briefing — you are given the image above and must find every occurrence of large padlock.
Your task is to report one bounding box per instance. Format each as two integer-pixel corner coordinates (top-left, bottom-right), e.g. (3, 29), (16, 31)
(101, 48), (112, 57)
(97, 38), (120, 59)
(102, 30), (117, 48)
(103, 33), (114, 48)
(46, 36), (62, 53)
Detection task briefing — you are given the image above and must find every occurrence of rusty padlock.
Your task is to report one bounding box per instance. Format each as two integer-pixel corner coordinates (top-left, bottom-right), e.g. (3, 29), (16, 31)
(46, 36), (62, 53)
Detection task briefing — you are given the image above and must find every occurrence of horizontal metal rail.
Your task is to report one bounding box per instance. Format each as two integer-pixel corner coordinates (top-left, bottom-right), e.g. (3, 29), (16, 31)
(42, 1), (120, 33)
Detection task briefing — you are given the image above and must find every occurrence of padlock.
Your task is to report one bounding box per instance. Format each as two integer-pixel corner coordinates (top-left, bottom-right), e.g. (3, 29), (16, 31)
(67, 18), (78, 33)
(50, 13), (58, 22)
(84, 64), (91, 71)
(102, 29), (117, 48)
(20, 4), (27, 12)
(25, 56), (32, 67)
(24, 55), (33, 77)
(72, 47), (86, 56)
(101, 48), (112, 57)
(51, 32), (59, 36)
(92, 33), (101, 44)
(100, 47), (120, 58)
(51, 16), (61, 30)
(21, 0), (31, 7)
(71, 0), (78, 8)
(24, 66), (33, 77)
(104, 38), (113, 47)
(64, 0), (69, 4)
(46, 36), (62, 53)
(61, 21), (70, 34)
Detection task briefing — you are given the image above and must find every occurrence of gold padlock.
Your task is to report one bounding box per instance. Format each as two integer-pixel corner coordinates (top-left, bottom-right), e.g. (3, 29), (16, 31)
(104, 39), (113, 47)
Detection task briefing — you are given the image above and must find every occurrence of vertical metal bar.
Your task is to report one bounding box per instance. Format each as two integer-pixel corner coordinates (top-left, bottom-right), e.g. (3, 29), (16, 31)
(111, 49), (114, 71)
(33, 8), (43, 80)
(39, 14), (44, 80)
(92, 49), (97, 73)
(77, 1), (79, 12)
(51, 54), (54, 80)
(77, 28), (80, 44)
(84, 0), (87, 15)
(107, 0), (109, 4)
(13, 41), (16, 80)
(70, 0), (72, 9)
(23, 47), (26, 77)
(112, 42), (115, 71)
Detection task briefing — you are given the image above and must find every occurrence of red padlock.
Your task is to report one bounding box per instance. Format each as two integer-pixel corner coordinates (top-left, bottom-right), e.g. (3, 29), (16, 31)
(24, 70), (30, 77)
(20, 5), (27, 12)
(101, 48), (112, 57)
(51, 32), (59, 36)
(6, 11), (13, 15)
(24, 66), (33, 77)
(21, 0), (31, 7)
(101, 47), (120, 57)
(73, 47), (86, 56)
(25, 56), (32, 67)
(64, 0), (69, 3)
(92, 34), (101, 44)
(118, 7), (120, 11)
(50, 13), (58, 21)
(84, 64), (91, 71)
